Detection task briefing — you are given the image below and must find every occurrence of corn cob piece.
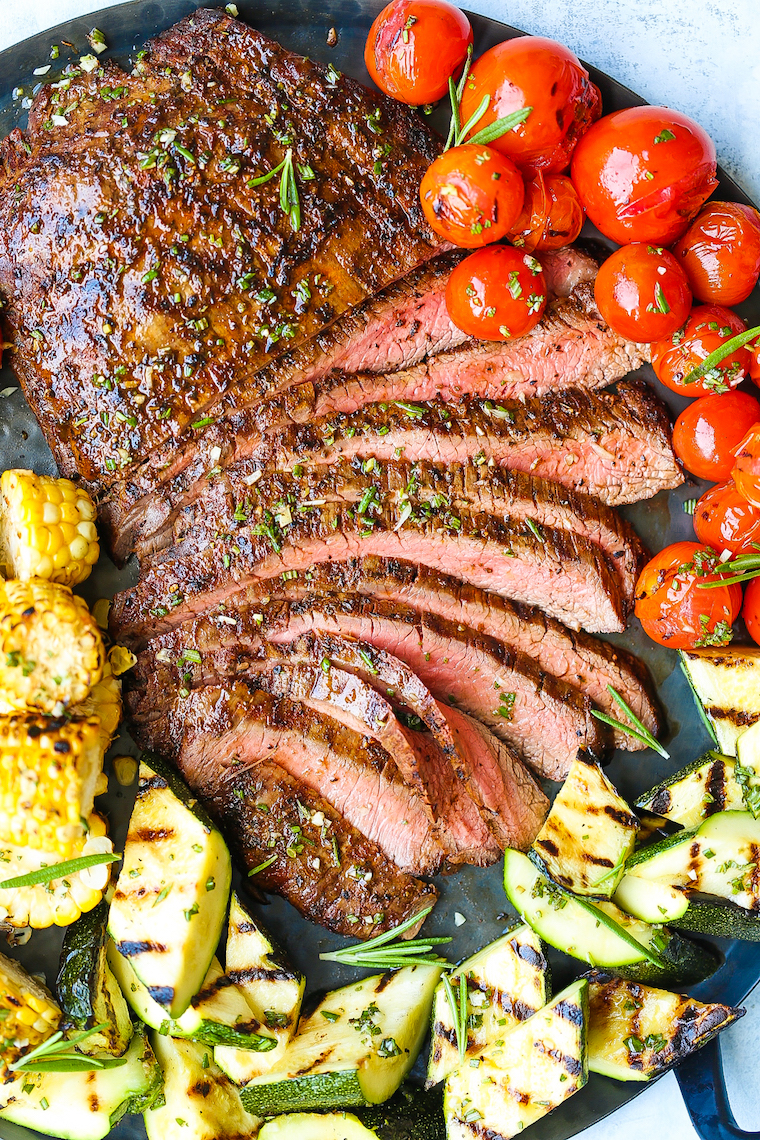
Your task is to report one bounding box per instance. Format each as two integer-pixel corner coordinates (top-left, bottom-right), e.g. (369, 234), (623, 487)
(0, 579), (104, 714)
(0, 470), (99, 587)
(0, 713), (115, 928)
(70, 659), (123, 755)
(0, 952), (61, 1065)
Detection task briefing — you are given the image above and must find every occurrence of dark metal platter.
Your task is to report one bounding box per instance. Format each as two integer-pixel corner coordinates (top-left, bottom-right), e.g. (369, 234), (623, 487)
(0, 3), (758, 1139)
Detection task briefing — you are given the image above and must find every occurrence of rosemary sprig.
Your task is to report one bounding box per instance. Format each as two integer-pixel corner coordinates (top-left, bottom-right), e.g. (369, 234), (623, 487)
(442, 970), (469, 1060)
(319, 906), (452, 969)
(697, 550), (760, 589)
(681, 323), (760, 388)
(0, 852), (120, 891)
(443, 45), (532, 151)
(9, 1024), (128, 1073)
(248, 148), (301, 231)
(591, 684), (670, 759)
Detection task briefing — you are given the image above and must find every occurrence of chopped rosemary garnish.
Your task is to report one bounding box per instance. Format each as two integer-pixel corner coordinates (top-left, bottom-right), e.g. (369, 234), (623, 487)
(591, 685), (670, 759)
(248, 854), (277, 876)
(442, 970), (469, 1060)
(319, 906), (451, 969)
(0, 852), (120, 890)
(248, 148), (301, 231)
(10, 1024), (128, 1073)
(681, 324), (760, 389)
(443, 46), (532, 151)
(683, 498), (697, 515)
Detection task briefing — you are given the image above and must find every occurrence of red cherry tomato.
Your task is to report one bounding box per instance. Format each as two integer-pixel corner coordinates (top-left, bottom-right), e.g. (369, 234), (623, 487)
(694, 480), (760, 557)
(593, 244), (691, 342)
(751, 343), (760, 385)
(419, 145), (524, 247)
(445, 245), (548, 340)
(458, 37), (601, 174)
(651, 305), (750, 396)
(672, 201), (760, 306)
(570, 106), (718, 245)
(673, 391), (760, 481)
(364, 0), (473, 105)
(733, 424), (760, 508)
(742, 577), (760, 646)
(634, 541), (741, 650)
(506, 172), (584, 252)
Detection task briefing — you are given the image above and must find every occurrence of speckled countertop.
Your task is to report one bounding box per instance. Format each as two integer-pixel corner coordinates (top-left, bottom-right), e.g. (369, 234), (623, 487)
(0, 1), (758, 1137)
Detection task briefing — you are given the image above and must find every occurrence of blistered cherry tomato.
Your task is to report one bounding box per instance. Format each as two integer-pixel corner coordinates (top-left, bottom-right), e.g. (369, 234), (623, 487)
(419, 145), (524, 247)
(594, 244), (691, 342)
(673, 391), (760, 481)
(458, 37), (601, 174)
(634, 541), (741, 650)
(694, 481), (760, 557)
(364, 0), (472, 105)
(742, 578), (760, 646)
(570, 106), (718, 245)
(751, 343), (760, 385)
(651, 305), (750, 396)
(507, 172), (584, 252)
(445, 245), (548, 340)
(733, 424), (760, 508)
(672, 201), (760, 306)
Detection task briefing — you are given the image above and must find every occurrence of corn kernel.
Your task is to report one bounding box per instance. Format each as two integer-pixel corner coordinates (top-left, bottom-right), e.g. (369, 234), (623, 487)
(0, 471), (100, 586)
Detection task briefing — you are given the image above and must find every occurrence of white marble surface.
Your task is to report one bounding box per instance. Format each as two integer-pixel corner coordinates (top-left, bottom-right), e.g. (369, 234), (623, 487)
(0, 1), (758, 1137)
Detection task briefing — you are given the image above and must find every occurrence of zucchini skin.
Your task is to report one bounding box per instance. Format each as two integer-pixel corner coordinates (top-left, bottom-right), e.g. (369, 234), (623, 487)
(673, 897), (760, 941)
(241, 1070), (367, 1114)
(357, 1088), (446, 1140)
(57, 899), (111, 1029)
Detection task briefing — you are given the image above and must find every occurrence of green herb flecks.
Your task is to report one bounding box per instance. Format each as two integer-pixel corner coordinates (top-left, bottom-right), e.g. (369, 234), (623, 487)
(319, 906), (451, 970)
(248, 148), (301, 231)
(591, 684), (669, 759)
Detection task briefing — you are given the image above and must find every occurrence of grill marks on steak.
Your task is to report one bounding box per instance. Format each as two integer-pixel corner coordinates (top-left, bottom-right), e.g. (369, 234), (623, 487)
(247, 379), (682, 508)
(0, 8), (446, 488)
(192, 759), (438, 938)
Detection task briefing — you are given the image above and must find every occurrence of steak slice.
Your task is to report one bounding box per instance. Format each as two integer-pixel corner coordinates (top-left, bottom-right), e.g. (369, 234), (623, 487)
(193, 758), (439, 938)
(126, 595), (605, 778)
(207, 557), (661, 749)
(136, 682), (446, 875)
(99, 247), (597, 560)
(0, 7), (445, 490)
(246, 379), (682, 508)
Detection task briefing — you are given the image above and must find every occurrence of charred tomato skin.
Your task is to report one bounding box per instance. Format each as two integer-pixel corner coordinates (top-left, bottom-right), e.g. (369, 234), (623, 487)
(594, 243), (691, 343)
(507, 172), (585, 252)
(694, 480), (760, 557)
(459, 36), (601, 174)
(672, 391), (760, 482)
(445, 244), (548, 340)
(651, 305), (750, 397)
(742, 577), (760, 647)
(364, 0), (473, 105)
(419, 144), (525, 247)
(673, 201), (760, 306)
(570, 106), (718, 245)
(634, 541), (741, 651)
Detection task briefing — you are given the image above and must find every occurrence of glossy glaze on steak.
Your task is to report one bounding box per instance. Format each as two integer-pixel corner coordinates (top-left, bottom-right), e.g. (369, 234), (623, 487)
(0, 7), (446, 488)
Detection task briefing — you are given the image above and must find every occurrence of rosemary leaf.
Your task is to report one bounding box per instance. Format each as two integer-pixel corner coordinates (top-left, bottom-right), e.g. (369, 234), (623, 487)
(591, 685), (670, 759)
(0, 852), (119, 890)
(468, 106), (532, 147)
(457, 92), (490, 145)
(681, 323), (760, 388)
(319, 906), (452, 968)
(9, 1023), (127, 1073)
(458, 970), (468, 1060)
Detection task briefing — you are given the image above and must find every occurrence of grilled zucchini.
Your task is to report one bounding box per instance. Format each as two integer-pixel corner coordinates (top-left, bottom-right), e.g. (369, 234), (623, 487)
(144, 1032), (260, 1140)
(258, 1113), (378, 1140)
(239, 965), (442, 1115)
(214, 893), (305, 1082)
(108, 754), (231, 1019)
(0, 1024), (163, 1140)
(56, 900), (132, 1057)
(444, 979), (588, 1140)
(504, 849), (718, 984)
(530, 753), (638, 897)
(587, 970), (743, 1081)
(425, 924), (548, 1088)
(108, 944), (276, 1051)
(258, 1091), (447, 1140)
(680, 646), (760, 755)
(636, 750), (746, 829)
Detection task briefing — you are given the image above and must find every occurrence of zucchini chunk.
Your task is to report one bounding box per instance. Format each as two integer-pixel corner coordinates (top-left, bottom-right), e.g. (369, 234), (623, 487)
(615, 810), (760, 921)
(425, 924), (548, 1088)
(214, 893), (305, 1083)
(108, 943), (277, 1051)
(587, 970), (743, 1081)
(530, 753), (638, 897)
(680, 647), (760, 755)
(259, 1112), (378, 1140)
(239, 965), (442, 1115)
(108, 754), (232, 1019)
(444, 979), (588, 1140)
(144, 1032), (261, 1140)
(636, 750), (746, 829)
(258, 1091), (447, 1140)
(0, 1025), (163, 1140)
(504, 849), (718, 985)
(56, 900), (132, 1057)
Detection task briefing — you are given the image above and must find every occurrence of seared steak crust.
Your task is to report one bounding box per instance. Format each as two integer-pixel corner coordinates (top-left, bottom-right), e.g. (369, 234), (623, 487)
(0, 7), (445, 488)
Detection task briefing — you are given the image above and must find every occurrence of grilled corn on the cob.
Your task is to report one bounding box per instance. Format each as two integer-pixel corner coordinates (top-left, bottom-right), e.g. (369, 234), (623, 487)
(0, 714), (114, 928)
(0, 470), (99, 587)
(0, 952), (61, 1065)
(0, 579), (104, 714)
